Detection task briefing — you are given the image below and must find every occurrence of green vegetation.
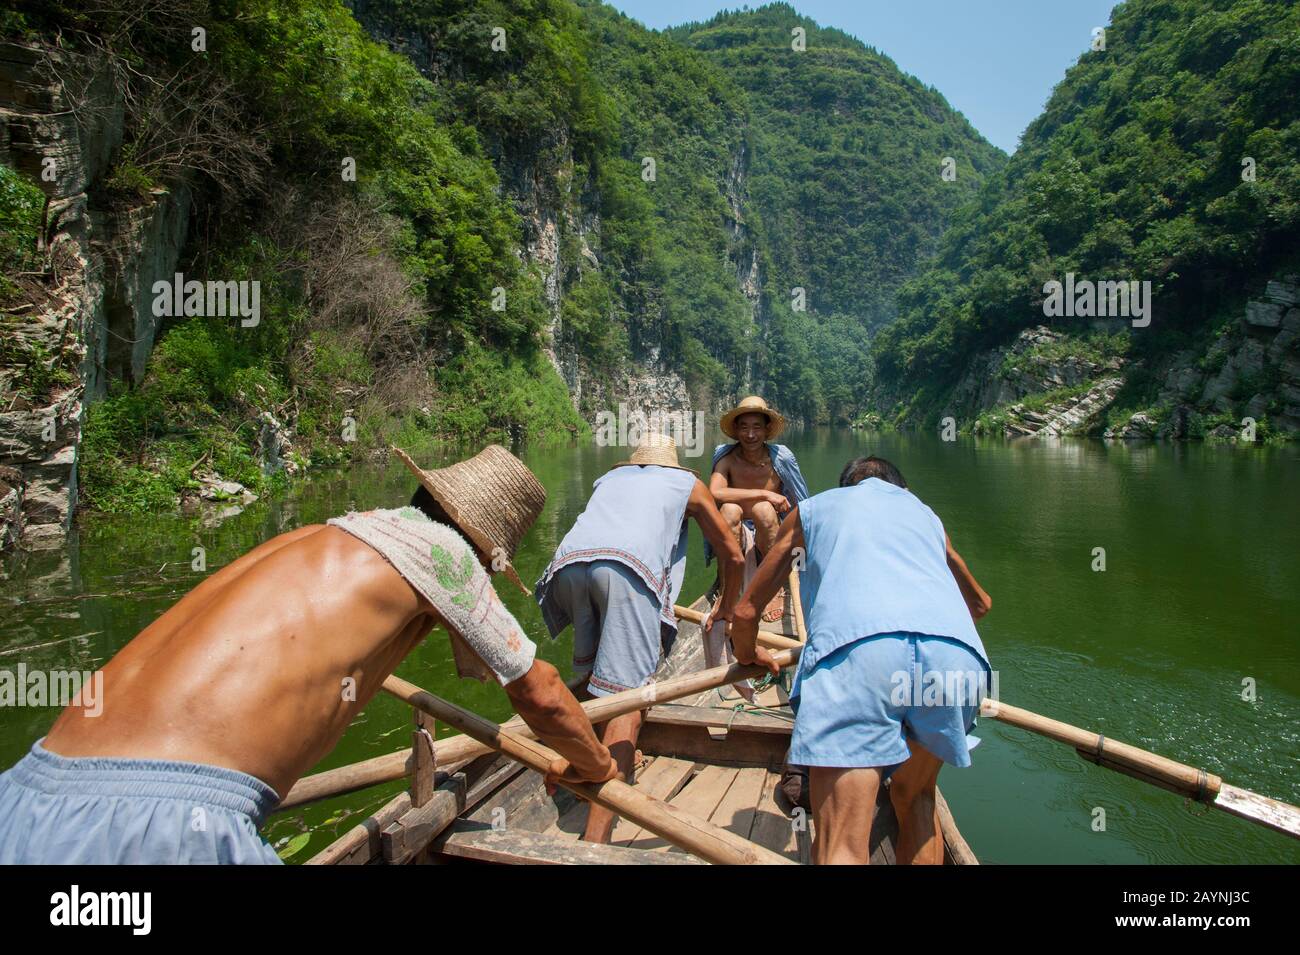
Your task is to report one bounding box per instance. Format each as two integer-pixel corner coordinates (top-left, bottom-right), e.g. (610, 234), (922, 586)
(0, 162), (43, 300)
(357, 1), (1004, 422)
(870, 0), (1300, 420)
(669, 4), (1005, 421)
(998, 330), (1130, 380)
(11, 0), (591, 511)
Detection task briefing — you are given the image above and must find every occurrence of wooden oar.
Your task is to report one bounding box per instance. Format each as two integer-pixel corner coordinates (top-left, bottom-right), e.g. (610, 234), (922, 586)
(381, 675), (795, 865)
(981, 698), (1300, 840)
(672, 604), (801, 650)
(787, 569), (807, 644)
(281, 647), (800, 809)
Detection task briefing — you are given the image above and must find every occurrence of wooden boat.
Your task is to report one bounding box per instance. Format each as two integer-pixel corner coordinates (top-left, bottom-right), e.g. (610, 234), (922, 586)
(304, 580), (978, 866)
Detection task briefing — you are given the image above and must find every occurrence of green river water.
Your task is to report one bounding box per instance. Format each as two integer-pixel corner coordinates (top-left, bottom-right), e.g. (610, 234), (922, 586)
(1, 429), (1297, 864)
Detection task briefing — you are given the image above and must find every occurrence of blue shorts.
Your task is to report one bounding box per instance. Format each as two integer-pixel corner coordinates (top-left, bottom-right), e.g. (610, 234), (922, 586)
(789, 633), (990, 772)
(547, 560), (672, 697)
(0, 740), (284, 864)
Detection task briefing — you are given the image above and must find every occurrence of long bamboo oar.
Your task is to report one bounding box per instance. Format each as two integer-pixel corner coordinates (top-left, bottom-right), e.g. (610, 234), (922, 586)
(672, 604), (802, 650)
(282, 648), (800, 809)
(381, 674), (795, 865)
(981, 698), (1300, 840)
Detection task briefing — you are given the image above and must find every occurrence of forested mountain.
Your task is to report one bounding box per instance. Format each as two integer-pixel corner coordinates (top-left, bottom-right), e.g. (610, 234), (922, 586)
(667, 4), (1005, 419)
(353, 0), (1004, 421)
(1, 0), (1003, 523)
(868, 0), (1300, 438)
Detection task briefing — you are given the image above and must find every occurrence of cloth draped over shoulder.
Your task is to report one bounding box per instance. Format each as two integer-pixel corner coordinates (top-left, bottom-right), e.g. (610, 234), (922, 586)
(704, 442), (810, 565)
(327, 507), (537, 685)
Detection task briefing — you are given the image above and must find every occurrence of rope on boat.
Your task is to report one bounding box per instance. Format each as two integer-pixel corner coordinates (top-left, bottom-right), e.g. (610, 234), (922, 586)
(706, 700), (796, 723)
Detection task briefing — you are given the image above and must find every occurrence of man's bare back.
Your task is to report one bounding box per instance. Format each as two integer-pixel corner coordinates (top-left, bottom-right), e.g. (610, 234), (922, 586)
(43, 525), (434, 798)
(6, 446), (617, 864)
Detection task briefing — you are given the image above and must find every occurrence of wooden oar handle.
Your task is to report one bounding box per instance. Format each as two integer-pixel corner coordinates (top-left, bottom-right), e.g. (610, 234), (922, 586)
(980, 698), (1222, 799)
(382, 675), (795, 865)
(672, 604), (801, 650)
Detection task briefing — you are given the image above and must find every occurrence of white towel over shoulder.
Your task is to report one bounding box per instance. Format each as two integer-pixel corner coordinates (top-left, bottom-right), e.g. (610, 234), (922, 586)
(328, 507), (538, 684)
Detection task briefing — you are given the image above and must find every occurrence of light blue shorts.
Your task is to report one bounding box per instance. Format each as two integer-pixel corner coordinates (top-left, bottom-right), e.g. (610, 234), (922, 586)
(789, 633), (990, 772)
(547, 559), (672, 697)
(0, 740), (284, 864)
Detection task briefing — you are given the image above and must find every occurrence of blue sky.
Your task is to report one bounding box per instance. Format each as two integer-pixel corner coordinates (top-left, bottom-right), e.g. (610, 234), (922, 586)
(603, 0), (1123, 153)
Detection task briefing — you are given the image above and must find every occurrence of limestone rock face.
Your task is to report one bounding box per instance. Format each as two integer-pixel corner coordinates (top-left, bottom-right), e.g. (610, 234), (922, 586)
(951, 274), (1300, 440)
(346, 7), (757, 424)
(951, 325), (1125, 418)
(0, 41), (191, 550)
(1003, 376), (1126, 438)
(1246, 301), (1283, 328)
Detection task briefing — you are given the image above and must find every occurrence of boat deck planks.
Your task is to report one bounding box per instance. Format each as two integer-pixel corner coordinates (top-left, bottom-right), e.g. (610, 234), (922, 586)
(708, 765), (769, 841)
(628, 765), (741, 852)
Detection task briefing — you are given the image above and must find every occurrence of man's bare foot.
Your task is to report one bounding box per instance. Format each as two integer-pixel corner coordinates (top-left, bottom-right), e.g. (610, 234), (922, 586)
(762, 588), (787, 622)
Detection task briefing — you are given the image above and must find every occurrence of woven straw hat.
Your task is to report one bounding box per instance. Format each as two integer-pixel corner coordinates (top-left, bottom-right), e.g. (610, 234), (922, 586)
(612, 431), (695, 472)
(720, 395), (785, 441)
(392, 444), (546, 595)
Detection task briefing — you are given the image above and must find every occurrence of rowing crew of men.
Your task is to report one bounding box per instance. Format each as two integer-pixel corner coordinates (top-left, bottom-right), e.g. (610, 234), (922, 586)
(0, 395), (991, 865)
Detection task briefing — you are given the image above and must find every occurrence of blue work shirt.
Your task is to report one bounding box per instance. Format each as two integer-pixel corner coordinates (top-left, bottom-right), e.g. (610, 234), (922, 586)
(797, 478), (990, 671)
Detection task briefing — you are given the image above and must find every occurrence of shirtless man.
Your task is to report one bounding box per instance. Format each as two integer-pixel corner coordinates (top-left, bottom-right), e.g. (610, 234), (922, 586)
(709, 396), (809, 621)
(0, 445), (617, 864)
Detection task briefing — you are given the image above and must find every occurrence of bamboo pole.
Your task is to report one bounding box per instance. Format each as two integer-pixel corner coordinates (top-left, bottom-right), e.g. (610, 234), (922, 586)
(788, 569), (807, 644)
(280, 647), (802, 810)
(672, 604), (801, 650)
(981, 698), (1300, 840)
(382, 675), (796, 865)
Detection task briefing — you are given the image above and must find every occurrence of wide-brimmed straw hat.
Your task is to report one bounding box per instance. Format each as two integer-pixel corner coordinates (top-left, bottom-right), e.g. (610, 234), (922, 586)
(720, 395), (785, 441)
(612, 431), (695, 472)
(392, 444), (546, 595)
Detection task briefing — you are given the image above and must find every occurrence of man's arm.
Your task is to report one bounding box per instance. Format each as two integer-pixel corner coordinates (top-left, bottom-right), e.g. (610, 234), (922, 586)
(946, 534), (992, 620)
(504, 660), (618, 785)
(709, 461), (790, 513)
(687, 479), (746, 619)
(729, 507), (804, 676)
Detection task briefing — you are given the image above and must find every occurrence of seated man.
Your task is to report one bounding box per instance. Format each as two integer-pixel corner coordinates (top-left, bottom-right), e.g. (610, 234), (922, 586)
(708, 396), (809, 622)
(0, 445), (617, 864)
(536, 433), (744, 844)
(729, 455), (993, 865)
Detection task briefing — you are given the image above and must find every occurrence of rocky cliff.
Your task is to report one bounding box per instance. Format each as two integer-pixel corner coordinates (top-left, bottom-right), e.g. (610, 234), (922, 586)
(0, 41), (190, 548)
(951, 276), (1300, 441)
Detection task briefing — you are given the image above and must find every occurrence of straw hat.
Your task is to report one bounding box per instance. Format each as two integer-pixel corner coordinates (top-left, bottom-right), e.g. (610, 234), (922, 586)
(612, 431), (695, 472)
(392, 444), (546, 595)
(720, 395), (785, 441)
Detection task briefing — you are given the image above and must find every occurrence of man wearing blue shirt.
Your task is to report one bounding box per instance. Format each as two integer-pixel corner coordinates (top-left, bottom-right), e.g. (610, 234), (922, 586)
(730, 455), (993, 864)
